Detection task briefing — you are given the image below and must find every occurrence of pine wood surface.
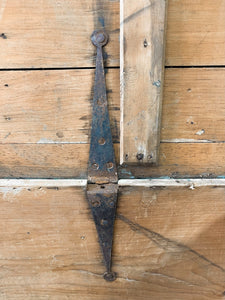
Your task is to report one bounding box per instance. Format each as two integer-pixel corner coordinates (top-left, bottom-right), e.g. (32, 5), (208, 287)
(0, 68), (225, 177)
(120, 0), (167, 164)
(0, 0), (224, 68)
(0, 185), (224, 299)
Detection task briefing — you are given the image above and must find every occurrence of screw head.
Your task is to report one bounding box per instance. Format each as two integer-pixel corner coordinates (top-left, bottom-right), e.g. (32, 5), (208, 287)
(109, 201), (114, 208)
(100, 219), (109, 226)
(98, 137), (106, 145)
(91, 30), (109, 47)
(107, 162), (113, 170)
(103, 272), (117, 282)
(92, 163), (99, 170)
(90, 198), (101, 207)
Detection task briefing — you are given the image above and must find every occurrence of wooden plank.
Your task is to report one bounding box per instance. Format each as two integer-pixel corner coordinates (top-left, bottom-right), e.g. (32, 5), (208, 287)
(0, 185), (224, 299)
(0, 0), (119, 68)
(166, 0), (225, 66)
(0, 68), (225, 145)
(0, 68), (225, 177)
(120, 0), (167, 165)
(1, 143), (225, 178)
(121, 142), (225, 179)
(1, 68), (225, 145)
(0, 69), (120, 144)
(161, 68), (225, 142)
(0, 0), (225, 68)
(0, 1), (224, 68)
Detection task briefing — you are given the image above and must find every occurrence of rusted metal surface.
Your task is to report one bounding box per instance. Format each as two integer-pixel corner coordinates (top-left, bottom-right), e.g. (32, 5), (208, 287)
(87, 30), (118, 281)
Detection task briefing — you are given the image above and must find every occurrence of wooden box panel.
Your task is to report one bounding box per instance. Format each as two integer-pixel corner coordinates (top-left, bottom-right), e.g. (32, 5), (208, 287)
(1, 68), (225, 178)
(0, 0), (224, 68)
(0, 185), (224, 299)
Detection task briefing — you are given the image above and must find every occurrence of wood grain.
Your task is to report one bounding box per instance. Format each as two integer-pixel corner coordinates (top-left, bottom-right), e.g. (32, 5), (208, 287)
(0, 69), (120, 144)
(162, 68), (225, 142)
(120, 0), (167, 164)
(166, 0), (225, 66)
(0, 0), (224, 68)
(1, 68), (225, 145)
(0, 0), (119, 68)
(0, 185), (224, 299)
(1, 143), (225, 178)
(1, 68), (225, 177)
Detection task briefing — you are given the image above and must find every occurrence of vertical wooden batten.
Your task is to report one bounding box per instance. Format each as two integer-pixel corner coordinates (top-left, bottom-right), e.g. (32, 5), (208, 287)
(120, 0), (168, 165)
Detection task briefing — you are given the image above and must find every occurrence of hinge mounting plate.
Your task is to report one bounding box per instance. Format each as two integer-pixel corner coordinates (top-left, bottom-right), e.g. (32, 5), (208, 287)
(86, 30), (118, 281)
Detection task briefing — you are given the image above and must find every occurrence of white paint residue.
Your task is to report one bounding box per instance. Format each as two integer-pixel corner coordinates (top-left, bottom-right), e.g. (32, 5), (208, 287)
(0, 0), (7, 22)
(195, 129), (205, 136)
(162, 138), (210, 143)
(0, 187), (24, 201)
(37, 138), (83, 144)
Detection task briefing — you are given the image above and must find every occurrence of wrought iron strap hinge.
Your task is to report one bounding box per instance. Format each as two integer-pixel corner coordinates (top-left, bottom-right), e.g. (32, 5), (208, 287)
(87, 30), (118, 282)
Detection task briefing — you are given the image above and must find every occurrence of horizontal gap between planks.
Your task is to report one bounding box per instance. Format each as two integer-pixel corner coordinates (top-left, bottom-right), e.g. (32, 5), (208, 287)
(0, 66), (120, 71)
(160, 139), (225, 143)
(0, 66), (223, 71)
(1, 179), (225, 188)
(165, 65), (225, 69)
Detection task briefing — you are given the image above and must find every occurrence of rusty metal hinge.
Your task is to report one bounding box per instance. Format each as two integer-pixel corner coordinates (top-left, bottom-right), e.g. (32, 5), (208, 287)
(86, 30), (118, 282)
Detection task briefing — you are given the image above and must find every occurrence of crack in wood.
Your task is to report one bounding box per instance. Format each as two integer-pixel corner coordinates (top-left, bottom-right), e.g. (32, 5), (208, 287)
(117, 214), (225, 274)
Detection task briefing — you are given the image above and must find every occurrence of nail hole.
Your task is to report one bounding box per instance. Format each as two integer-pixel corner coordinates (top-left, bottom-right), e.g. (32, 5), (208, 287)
(143, 39), (148, 47)
(136, 153), (144, 160)
(147, 154), (153, 160)
(100, 185), (105, 189)
(1, 33), (7, 39)
(125, 154), (129, 161)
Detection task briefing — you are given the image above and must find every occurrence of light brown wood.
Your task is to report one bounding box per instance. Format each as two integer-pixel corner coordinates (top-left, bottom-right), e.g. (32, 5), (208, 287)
(1, 142), (225, 178)
(0, 0), (119, 68)
(0, 68), (225, 177)
(1, 68), (225, 145)
(0, 185), (224, 299)
(120, 0), (167, 165)
(0, 1), (224, 68)
(0, 69), (120, 144)
(166, 0), (225, 66)
(162, 68), (225, 141)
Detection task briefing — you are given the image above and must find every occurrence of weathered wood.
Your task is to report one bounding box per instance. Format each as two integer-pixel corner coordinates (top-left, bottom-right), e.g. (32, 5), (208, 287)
(0, 185), (224, 299)
(0, 68), (225, 177)
(122, 142), (225, 179)
(0, 0), (119, 68)
(1, 68), (225, 145)
(0, 69), (120, 144)
(120, 0), (167, 164)
(0, 1), (224, 68)
(1, 143), (225, 178)
(162, 68), (225, 141)
(166, 0), (225, 66)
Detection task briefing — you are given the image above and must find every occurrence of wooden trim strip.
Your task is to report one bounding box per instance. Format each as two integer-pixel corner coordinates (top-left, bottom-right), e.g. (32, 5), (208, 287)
(120, 0), (167, 165)
(0, 179), (87, 187)
(0, 179), (225, 188)
(119, 179), (225, 187)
